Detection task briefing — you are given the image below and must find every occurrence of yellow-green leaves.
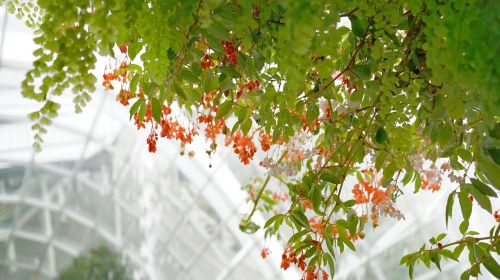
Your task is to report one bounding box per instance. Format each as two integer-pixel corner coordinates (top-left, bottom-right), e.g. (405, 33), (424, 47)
(445, 192), (454, 227)
(349, 15), (367, 38)
(458, 189), (472, 221)
(216, 100), (233, 119)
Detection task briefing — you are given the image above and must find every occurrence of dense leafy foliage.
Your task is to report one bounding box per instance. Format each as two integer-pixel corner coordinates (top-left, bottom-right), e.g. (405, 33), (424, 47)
(56, 246), (132, 280)
(3, 0), (499, 279)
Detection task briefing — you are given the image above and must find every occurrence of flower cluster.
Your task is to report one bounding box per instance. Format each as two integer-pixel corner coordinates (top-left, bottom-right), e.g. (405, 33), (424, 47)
(272, 192), (289, 202)
(259, 131), (272, 152)
(352, 168), (404, 226)
(221, 40), (237, 65)
(225, 131), (257, 165)
(280, 245), (329, 280)
(309, 217), (326, 236)
(236, 80), (260, 99)
(280, 246), (306, 271)
(200, 54), (213, 70)
(341, 75), (357, 93)
(409, 155), (447, 192)
(260, 132), (313, 176)
(261, 248), (270, 259)
(147, 128), (158, 153)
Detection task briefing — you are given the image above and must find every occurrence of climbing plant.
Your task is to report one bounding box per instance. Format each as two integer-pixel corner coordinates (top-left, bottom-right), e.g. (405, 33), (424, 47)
(2, 0), (499, 279)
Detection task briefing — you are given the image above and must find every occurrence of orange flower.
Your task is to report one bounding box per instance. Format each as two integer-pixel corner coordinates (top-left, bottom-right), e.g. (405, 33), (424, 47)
(225, 131), (257, 165)
(261, 248), (269, 259)
(300, 198), (313, 210)
(259, 132), (272, 152)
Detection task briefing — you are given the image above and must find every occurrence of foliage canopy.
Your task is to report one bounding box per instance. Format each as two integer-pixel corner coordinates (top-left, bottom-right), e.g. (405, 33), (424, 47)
(3, 0), (499, 279)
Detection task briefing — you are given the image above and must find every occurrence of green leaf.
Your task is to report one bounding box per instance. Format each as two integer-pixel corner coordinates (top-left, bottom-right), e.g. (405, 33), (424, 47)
(138, 100), (147, 122)
(125, 63), (143, 72)
(311, 185), (324, 215)
(288, 229), (309, 244)
(463, 183), (492, 212)
(445, 192), (454, 227)
(458, 190), (472, 221)
(324, 253), (335, 278)
(239, 220), (260, 234)
(320, 173), (342, 184)
(128, 43), (142, 60)
(375, 127), (389, 144)
(459, 220), (469, 235)
(151, 98), (162, 123)
(470, 178), (497, 197)
(129, 74), (140, 93)
(437, 122), (453, 146)
(241, 118), (252, 135)
(430, 251), (441, 271)
(453, 244), (465, 258)
(129, 99), (144, 120)
(179, 68), (200, 83)
(439, 249), (458, 262)
(216, 100), (234, 119)
(324, 226), (335, 256)
(478, 155), (500, 190)
(375, 150), (388, 170)
(483, 255), (500, 278)
(436, 233), (447, 242)
(460, 270), (470, 280)
(341, 235), (356, 251)
(264, 214), (283, 228)
(351, 64), (371, 80)
(348, 215), (358, 236)
(291, 210), (310, 229)
(350, 15), (366, 38)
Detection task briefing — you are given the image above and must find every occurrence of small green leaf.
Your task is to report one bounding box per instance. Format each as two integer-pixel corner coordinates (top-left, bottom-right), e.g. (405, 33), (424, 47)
(351, 64), (371, 80)
(239, 220), (260, 234)
(437, 122), (453, 146)
(478, 155), (500, 190)
(436, 233), (447, 242)
(125, 63), (143, 72)
(151, 99), (162, 123)
(459, 220), (469, 235)
(445, 192), (454, 227)
(288, 229), (309, 244)
(129, 98), (144, 120)
(460, 270), (470, 280)
(216, 100), (234, 119)
(439, 249), (458, 262)
(471, 178), (497, 197)
(179, 68), (199, 83)
(458, 190), (472, 220)
(453, 244), (465, 258)
(350, 15), (366, 38)
(430, 251), (441, 271)
(291, 210), (310, 229)
(311, 185), (324, 215)
(320, 173), (342, 184)
(464, 183), (492, 212)
(264, 214), (283, 228)
(483, 255), (500, 278)
(130, 74), (140, 93)
(138, 100), (147, 122)
(324, 253), (335, 278)
(241, 118), (252, 135)
(375, 127), (389, 144)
